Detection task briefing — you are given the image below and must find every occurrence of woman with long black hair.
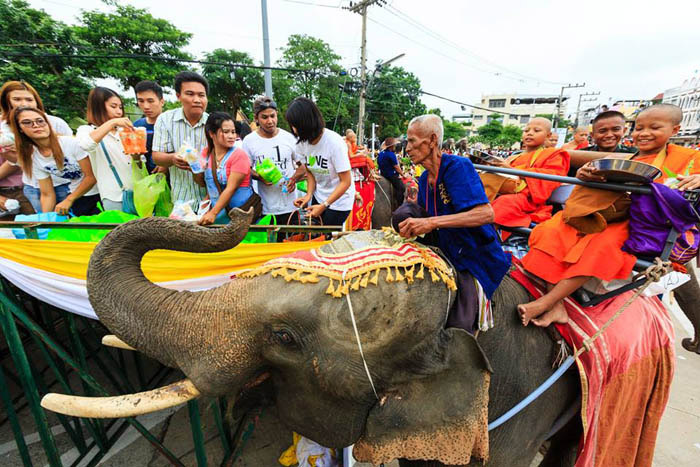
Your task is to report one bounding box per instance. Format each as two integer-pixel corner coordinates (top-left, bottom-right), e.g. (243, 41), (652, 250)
(287, 97), (354, 226)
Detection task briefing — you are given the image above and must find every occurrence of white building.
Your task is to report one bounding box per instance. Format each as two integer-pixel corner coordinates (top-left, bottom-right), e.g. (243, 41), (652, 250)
(663, 75), (700, 143)
(468, 94), (567, 129)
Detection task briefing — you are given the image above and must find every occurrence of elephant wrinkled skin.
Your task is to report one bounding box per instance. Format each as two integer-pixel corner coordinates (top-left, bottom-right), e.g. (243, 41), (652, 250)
(86, 209), (579, 466)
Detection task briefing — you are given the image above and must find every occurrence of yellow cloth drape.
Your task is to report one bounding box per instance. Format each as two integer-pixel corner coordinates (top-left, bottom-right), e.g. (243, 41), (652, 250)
(0, 239), (328, 281)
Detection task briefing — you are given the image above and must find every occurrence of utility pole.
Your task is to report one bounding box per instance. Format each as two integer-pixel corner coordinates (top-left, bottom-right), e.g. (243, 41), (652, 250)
(261, 0), (273, 98)
(555, 83), (585, 129)
(574, 91), (600, 127)
(345, 0), (387, 144)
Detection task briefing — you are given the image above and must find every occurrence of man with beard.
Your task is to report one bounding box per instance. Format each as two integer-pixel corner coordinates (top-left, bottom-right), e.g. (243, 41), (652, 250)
(243, 97), (299, 224)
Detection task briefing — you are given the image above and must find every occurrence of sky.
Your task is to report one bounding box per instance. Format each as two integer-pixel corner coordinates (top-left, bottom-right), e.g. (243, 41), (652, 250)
(28, 0), (700, 120)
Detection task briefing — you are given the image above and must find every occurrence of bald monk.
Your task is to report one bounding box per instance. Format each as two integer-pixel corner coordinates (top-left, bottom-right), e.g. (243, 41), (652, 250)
(562, 126), (590, 150)
(545, 132), (560, 148)
(482, 117), (570, 230)
(519, 103), (700, 327)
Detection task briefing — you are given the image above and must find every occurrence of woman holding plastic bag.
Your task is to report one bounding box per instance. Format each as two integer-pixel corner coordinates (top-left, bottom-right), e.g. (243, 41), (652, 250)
(192, 112), (260, 225)
(9, 107), (99, 216)
(76, 87), (146, 213)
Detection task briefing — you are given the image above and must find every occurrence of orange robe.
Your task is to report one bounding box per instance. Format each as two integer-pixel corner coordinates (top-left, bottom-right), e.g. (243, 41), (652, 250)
(523, 144), (700, 283)
(492, 147), (570, 228)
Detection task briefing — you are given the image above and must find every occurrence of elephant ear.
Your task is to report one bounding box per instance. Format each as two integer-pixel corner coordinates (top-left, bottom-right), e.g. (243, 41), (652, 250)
(354, 329), (492, 466)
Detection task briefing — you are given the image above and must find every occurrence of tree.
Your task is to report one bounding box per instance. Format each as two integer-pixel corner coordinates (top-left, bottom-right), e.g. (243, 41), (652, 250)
(477, 119), (503, 145)
(443, 120), (467, 141)
(202, 49), (264, 118)
(0, 0), (94, 122)
(73, 1), (192, 90)
(498, 124), (522, 147)
(275, 34), (355, 132)
(365, 65), (426, 140)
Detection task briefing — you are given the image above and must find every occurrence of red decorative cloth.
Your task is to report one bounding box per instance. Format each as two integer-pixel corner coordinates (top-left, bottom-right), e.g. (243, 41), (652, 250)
(510, 260), (675, 467)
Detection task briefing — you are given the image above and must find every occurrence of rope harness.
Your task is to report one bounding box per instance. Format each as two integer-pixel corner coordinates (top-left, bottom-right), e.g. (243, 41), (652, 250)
(488, 258), (670, 431)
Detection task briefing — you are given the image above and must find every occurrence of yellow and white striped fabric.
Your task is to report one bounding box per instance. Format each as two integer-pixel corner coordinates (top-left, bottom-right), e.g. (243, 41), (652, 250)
(0, 239), (325, 319)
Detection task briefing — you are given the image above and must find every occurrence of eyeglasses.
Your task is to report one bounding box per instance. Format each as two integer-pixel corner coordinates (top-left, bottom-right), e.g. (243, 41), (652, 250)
(19, 118), (47, 128)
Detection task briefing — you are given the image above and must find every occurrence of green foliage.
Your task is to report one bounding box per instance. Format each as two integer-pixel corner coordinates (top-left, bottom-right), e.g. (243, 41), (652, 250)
(72, 1), (192, 90)
(476, 119), (522, 147)
(498, 124), (522, 146)
(477, 119), (503, 143)
(443, 120), (467, 141)
(202, 49), (264, 118)
(0, 0), (94, 121)
(275, 34), (356, 132)
(366, 65), (426, 140)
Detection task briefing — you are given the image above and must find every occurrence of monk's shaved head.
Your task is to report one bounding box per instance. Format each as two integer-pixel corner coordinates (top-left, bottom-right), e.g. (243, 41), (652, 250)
(637, 104), (683, 125)
(574, 126), (589, 134)
(530, 117), (552, 132)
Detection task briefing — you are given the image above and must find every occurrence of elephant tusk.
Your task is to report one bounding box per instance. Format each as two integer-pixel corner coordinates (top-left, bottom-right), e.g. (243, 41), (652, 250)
(101, 335), (136, 351)
(40, 379), (201, 418)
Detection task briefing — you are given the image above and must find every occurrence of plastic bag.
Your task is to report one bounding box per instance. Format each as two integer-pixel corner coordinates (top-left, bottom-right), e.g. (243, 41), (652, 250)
(134, 172), (171, 217)
(279, 432), (337, 467)
(46, 210), (139, 242)
(256, 159), (283, 184)
(12, 212), (68, 239)
(169, 200), (210, 222)
(242, 214), (275, 243)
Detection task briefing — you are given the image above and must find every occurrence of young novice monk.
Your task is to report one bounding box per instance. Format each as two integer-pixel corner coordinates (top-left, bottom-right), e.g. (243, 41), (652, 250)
(519, 103), (700, 327)
(481, 117), (570, 229)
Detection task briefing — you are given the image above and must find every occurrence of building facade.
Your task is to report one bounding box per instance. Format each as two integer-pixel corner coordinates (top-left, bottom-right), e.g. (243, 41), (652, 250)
(663, 75), (700, 144)
(467, 94), (567, 129)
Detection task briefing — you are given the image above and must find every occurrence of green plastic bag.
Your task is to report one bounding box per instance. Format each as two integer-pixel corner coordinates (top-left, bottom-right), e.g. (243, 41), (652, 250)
(134, 172), (172, 217)
(256, 159), (282, 185)
(242, 214), (276, 244)
(46, 210), (139, 242)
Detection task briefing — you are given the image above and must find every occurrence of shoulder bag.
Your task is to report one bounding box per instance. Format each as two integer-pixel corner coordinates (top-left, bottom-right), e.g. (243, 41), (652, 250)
(99, 140), (137, 215)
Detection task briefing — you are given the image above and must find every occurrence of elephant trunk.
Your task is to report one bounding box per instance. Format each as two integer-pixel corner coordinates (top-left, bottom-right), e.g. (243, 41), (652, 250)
(87, 208), (260, 395)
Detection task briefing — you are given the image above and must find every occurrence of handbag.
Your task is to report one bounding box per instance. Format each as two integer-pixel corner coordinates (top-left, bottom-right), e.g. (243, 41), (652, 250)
(99, 140), (137, 215)
(210, 150), (262, 222)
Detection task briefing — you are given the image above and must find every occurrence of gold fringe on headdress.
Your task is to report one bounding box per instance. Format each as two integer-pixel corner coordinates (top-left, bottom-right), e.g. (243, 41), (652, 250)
(238, 239), (457, 298)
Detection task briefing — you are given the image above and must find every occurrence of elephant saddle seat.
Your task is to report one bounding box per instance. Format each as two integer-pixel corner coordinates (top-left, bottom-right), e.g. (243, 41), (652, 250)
(510, 259), (675, 467)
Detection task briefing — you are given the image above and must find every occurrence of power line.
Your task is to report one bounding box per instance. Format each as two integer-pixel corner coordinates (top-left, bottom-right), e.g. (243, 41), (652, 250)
(0, 51), (320, 74)
(381, 4), (565, 86)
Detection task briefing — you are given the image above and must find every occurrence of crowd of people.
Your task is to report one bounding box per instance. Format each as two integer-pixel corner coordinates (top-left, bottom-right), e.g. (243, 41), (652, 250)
(0, 72), (361, 229)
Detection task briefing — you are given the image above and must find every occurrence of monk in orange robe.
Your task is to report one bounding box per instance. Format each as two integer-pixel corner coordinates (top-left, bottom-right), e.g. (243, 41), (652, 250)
(519, 104), (700, 327)
(484, 117), (570, 229)
(562, 126), (590, 150)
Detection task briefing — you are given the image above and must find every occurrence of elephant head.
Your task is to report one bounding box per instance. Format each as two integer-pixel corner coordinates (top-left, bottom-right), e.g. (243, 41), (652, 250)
(43, 210), (492, 465)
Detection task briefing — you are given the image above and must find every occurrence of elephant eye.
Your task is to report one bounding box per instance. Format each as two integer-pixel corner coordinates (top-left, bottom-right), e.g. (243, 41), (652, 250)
(273, 330), (295, 347)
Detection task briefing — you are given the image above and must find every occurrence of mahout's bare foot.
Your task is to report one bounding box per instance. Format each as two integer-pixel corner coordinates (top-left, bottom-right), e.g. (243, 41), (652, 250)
(517, 297), (553, 326)
(531, 301), (569, 327)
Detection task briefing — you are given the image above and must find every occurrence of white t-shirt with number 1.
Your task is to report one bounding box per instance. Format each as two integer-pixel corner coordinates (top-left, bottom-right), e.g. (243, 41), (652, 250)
(242, 128), (299, 215)
(296, 129), (355, 212)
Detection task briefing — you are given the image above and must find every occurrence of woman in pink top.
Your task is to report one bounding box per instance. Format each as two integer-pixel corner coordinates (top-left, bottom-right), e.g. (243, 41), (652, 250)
(193, 112), (254, 225)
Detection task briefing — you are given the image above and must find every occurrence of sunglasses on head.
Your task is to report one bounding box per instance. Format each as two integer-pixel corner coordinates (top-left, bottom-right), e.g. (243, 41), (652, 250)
(257, 100), (277, 112)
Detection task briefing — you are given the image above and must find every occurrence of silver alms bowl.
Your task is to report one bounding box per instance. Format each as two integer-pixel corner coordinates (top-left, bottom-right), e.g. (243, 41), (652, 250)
(590, 158), (661, 184)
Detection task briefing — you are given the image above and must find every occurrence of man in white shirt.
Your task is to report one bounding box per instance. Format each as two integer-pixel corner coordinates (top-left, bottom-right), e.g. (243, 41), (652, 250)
(243, 97), (300, 223)
(152, 71), (208, 204)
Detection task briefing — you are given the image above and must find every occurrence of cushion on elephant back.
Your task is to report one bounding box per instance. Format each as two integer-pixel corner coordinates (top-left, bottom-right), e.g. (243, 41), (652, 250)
(239, 229), (457, 298)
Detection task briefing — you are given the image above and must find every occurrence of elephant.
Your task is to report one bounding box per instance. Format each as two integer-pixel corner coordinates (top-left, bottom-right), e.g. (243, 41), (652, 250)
(371, 175), (397, 229)
(62, 208), (583, 467)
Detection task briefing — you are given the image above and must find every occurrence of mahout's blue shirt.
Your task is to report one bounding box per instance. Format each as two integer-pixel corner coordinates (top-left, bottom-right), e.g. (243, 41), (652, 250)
(417, 154), (510, 297)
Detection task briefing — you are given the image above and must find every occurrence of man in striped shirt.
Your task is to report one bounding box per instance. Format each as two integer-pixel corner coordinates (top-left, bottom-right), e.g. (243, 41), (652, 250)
(152, 71), (209, 204)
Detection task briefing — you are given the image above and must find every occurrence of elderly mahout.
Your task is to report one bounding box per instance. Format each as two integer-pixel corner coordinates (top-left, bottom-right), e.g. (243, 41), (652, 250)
(393, 114), (511, 333)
